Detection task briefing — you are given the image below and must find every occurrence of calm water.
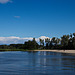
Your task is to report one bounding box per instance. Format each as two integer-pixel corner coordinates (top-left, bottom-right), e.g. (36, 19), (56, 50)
(0, 51), (75, 75)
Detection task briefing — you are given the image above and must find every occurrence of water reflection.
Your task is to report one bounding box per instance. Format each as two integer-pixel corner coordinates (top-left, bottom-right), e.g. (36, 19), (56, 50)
(0, 51), (75, 75)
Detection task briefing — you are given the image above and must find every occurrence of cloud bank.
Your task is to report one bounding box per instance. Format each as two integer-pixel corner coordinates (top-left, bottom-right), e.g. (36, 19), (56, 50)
(0, 0), (12, 4)
(0, 36), (50, 45)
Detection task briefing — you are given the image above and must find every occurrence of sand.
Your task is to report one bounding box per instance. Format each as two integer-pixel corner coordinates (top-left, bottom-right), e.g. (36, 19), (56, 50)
(31, 50), (75, 55)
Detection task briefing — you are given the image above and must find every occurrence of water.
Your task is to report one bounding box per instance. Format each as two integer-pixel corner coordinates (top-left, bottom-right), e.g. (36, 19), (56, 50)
(0, 51), (75, 75)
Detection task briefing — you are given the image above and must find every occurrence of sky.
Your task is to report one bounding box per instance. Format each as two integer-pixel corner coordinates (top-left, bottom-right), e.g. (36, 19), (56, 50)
(0, 0), (75, 44)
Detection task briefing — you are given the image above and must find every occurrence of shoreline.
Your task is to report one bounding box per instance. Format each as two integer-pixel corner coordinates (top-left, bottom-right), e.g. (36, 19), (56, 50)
(29, 50), (75, 55)
(0, 49), (75, 55)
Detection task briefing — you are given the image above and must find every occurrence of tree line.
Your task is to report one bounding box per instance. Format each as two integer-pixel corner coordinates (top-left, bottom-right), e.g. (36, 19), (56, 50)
(0, 33), (75, 50)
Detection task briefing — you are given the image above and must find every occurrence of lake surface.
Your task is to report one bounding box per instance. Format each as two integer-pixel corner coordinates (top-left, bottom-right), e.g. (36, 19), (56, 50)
(0, 51), (75, 75)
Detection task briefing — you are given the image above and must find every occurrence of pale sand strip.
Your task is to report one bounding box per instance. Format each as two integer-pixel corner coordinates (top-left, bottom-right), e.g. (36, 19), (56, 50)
(29, 50), (75, 54)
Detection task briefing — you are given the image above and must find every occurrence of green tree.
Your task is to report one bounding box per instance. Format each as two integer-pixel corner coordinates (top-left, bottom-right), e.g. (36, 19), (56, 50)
(39, 38), (44, 49)
(73, 33), (75, 37)
(39, 39), (44, 45)
(68, 33), (73, 49)
(72, 33), (75, 49)
(51, 37), (56, 45)
(70, 33), (72, 38)
(45, 38), (50, 49)
(50, 37), (60, 49)
(61, 35), (69, 49)
(24, 38), (39, 50)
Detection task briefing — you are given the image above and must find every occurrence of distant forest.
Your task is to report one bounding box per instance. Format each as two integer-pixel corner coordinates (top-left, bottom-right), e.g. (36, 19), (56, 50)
(0, 33), (75, 50)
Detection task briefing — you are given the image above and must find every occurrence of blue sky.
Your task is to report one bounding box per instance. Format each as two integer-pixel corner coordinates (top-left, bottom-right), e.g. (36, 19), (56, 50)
(0, 0), (75, 39)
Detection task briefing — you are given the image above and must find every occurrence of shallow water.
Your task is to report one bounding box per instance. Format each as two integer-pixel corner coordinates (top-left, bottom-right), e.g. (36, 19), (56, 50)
(0, 51), (75, 75)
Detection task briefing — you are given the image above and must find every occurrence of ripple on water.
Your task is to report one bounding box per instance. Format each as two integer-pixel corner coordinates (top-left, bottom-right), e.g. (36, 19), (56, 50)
(0, 51), (75, 75)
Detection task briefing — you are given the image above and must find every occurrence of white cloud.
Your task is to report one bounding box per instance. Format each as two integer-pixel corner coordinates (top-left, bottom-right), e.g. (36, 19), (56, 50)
(0, 36), (33, 44)
(14, 16), (20, 18)
(0, 0), (12, 4)
(0, 36), (50, 45)
(39, 36), (50, 39)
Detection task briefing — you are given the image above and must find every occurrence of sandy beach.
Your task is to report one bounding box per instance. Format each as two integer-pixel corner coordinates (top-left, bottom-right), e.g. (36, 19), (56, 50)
(30, 50), (75, 55)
